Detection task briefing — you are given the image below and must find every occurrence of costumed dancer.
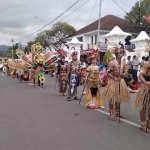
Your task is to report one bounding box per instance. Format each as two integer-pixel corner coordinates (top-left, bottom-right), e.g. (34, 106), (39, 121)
(33, 56), (45, 88)
(16, 44), (59, 88)
(134, 39), (150, 132)
(66, 50), (80, 101)
(84, 48), (104, 109)
(7, 59), (29, 82)
(80, 62), (87, 85)
(56, 55), (68, 96)
(102, 46), (130, 121)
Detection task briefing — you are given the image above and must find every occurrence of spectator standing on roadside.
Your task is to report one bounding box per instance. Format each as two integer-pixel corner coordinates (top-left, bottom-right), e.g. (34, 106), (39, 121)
(127, 56), (132, 75)
(132, 55), (140, 83)
(140, 56), (145, 68)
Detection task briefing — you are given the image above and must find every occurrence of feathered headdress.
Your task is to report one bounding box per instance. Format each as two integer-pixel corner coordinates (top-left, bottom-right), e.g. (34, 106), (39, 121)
(109, 45), (126, 55)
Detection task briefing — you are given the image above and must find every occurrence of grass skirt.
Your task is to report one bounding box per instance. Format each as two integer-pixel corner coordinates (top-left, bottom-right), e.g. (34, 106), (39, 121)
(102, 79), (130, 103)
(134, 83), (150, 110)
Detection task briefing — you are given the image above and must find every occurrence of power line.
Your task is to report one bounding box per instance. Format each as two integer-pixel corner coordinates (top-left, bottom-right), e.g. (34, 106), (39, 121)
(64, 2), (100, 22)
(15, 0), (81, 41)
(60, 0), (91, 22)
(86, 0), (97, 25)
(112, 0), (128, 14)
(9, 0), (85, 39)
(15, 0), (91, 43)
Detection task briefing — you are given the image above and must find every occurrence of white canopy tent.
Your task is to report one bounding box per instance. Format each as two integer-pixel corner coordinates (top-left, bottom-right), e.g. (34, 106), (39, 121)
(130, 31), (150, 60)
(66, 37), (83, 61)
(101, 26), (131, 48)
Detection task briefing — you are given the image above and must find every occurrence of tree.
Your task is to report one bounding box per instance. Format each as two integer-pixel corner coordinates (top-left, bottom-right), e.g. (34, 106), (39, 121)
(124, 0), (150, 33)
(23, 41), (35, 54)
(34, 22), (76, 50)
(0, 51), (4, 57)
(24, 47), (29, 54)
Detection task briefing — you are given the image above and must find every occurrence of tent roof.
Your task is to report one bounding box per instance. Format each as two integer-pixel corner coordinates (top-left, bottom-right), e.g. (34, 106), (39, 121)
(66, 37), (82, 44)
(101, 26), (131, 37)
(130, 31), (150, 42)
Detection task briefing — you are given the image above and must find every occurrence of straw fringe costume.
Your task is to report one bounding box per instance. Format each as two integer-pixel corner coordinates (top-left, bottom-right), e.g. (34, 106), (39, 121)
(134, 40), (150, 131)
(102, 46), (130, 119)
(85, 65), (103, 108)
(103, 78), (130, 104)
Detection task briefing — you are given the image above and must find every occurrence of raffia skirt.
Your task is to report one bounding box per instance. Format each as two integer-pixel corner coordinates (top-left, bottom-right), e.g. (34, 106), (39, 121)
(102, 79), (130, 103)
(134, 84), (150, 110)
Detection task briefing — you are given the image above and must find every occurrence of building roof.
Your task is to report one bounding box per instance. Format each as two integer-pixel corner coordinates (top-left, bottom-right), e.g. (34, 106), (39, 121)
(66, 37), (82, 44)
(74, 15), (139, 36)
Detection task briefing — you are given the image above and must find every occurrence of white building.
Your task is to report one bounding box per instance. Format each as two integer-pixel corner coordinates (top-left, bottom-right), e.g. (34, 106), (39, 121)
(67, 15), (139, 62)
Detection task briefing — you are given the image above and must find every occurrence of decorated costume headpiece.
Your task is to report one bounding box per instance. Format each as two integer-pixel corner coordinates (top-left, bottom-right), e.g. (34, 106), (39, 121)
(109, 44), (126, 56)
(31, 43), (42, 53)
(71, 47), (78, 57)
(35, 55), (44, 64)
(60, 55), (65, 59)
(91, 45), (98, 58)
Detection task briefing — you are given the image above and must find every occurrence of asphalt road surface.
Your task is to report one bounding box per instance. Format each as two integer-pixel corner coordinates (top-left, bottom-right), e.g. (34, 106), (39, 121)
(0, 74), (150, 150)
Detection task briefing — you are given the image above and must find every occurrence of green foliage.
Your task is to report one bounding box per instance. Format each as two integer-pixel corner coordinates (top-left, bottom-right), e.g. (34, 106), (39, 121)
(34, 22), (76, 50)
(102, 50), (113, 65)
(124, 0), (150, 32)
(23, 41), (35, 54)
(27, 41), (35, 49)
(0, 51), (4, 57)
(24, 47), (29, 54)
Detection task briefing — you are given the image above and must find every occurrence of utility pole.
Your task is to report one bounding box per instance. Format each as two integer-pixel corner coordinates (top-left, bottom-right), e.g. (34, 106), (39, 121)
(11, 38), (14, 59)
(97, 0), (102, 62)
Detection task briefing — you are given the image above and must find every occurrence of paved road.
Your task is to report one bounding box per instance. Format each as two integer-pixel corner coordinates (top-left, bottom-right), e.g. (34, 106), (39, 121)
(0, 74), (150, 150)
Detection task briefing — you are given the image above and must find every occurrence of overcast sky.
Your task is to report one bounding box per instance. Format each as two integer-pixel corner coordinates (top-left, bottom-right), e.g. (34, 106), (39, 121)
(0, 0), (138, 46)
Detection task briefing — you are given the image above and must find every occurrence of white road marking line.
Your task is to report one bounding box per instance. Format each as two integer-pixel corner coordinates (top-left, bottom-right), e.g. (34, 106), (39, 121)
(28, 83), (33, 85)
(78, 102), (140, 128)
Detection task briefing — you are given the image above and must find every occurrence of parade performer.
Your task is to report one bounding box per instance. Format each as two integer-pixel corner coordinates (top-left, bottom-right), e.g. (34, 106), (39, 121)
(84, 50), (104, 109)
(15, 44), (59, 88)
(134, 39), (150, 132)
(80, 62), (87, 85)
(102, 46), (130, 121)
(7, 59), (28, 81)
(56, 55), (68, 96)
(66, 50), (80, 101)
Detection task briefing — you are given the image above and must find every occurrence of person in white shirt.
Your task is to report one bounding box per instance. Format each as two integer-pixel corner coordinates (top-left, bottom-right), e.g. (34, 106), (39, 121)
(132, 55), (140, 83)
